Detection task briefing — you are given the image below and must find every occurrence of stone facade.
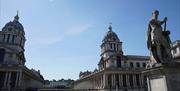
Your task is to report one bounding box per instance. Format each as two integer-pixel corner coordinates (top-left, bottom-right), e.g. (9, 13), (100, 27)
(0, 13), (44, 91)
(74, 24), (149, 91)
(171, 40), (180, 62)
(143, 64), (180, 91)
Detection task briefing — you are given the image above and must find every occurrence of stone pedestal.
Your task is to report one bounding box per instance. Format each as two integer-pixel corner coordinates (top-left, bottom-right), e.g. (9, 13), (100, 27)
(143, 63), (180, 91)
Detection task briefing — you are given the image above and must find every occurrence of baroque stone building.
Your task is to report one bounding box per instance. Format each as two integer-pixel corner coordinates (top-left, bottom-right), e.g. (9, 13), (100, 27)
(74, 24), (149, 91)
(0, 13), (44, 91)
(74, 24), (180, 91)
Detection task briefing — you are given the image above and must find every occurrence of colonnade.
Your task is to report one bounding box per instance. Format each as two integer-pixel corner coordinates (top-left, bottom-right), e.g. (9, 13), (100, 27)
(94, 73), (145, 89)
(0, 71), (22, 90)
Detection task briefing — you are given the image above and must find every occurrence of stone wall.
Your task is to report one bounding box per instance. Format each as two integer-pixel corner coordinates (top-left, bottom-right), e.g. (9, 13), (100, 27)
(74, 80), (93, 89)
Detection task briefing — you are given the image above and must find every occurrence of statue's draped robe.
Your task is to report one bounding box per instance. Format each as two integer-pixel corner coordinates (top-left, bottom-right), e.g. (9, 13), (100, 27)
(147, 19), (172, 64)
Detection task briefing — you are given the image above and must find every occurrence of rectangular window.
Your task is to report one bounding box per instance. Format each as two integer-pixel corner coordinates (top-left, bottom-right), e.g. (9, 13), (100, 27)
(117, 56), (121, 67)
(143, 63), (146, 68)
(130, 62), (134, 68)
(136, 62), (140, 68)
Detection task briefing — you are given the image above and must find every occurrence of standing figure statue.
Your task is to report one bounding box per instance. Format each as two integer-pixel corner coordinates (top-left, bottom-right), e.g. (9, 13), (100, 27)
(147, 10), (172, 67)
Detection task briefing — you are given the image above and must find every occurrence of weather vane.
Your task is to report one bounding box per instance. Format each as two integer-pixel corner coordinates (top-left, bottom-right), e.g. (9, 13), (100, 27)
(109, 22), (112, 26)
(17, 10), (19, 15)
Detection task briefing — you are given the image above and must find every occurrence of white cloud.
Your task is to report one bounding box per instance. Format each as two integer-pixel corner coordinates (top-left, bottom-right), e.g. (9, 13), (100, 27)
(40, 36), (64, 45)
(28, 23), (93, 46)
(28, 35), (63, 46)
(49, 0), (55, 2)
(65, 24), (93, 36)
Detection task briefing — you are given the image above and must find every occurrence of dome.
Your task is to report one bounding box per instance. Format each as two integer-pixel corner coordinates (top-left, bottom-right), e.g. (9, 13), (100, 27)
(2, 14), (24, 34)
(102, 24), (120, 42)
(3, 21), (24, 31)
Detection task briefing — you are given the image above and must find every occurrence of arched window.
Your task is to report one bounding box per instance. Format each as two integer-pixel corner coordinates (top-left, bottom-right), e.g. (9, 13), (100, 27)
(12, 35), (15, 44)
(7, 34), (10, 43)
(0, 49), (5, 63)
(117, 44), (119, 51)
(113, 44), (116, 50)
(110, 43), (112, 49)
(20, 38), (22, 46)
(2, 34), (6, 42)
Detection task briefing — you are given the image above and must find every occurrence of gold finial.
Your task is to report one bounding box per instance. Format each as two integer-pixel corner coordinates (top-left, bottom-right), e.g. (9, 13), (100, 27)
(14, 10), (19, 21)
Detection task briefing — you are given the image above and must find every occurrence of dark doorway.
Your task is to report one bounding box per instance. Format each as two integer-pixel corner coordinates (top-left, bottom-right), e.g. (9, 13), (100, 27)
(117, 56), (121, 67)
(0, 49), (5, 63)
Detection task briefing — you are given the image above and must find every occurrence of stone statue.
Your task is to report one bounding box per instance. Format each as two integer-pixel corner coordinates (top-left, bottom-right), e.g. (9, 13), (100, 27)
(147, 10), (172, 66)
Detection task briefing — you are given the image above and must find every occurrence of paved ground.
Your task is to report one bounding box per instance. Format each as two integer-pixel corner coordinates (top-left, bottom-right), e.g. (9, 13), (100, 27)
(38, 89), (97, 91)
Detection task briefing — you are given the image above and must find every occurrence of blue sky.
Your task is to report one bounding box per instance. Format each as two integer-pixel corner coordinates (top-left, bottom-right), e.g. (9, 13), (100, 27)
(0, 0), (179, 80)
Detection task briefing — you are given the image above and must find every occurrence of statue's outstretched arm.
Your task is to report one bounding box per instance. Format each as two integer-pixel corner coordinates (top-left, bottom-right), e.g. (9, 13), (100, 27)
(160, 17), (167, 25)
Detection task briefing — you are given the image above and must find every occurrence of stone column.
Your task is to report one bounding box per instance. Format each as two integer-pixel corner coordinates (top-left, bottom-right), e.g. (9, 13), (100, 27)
(133, 74), (137, 88)
(126, 74), (130, 87)
(18, 71), (22, 87)
(101, 75), (103, 88)
(111, 74), (114, 87)
(113, 74), (116, 88)
(139, 74), (142, 87)
(146, 76), (151, 91)
(114, 74), (116, 87)
(103, 74), (105, 88)
(3, 72), (8, 88)
(120, 74), (123, 87)
(100, 75), (101, 88)
(7, 72), (11, 89)
(99, 76), (101, 88)
(104, 74), (108, 88)
(15, 72), (19, 87)
(95, 77), (97, 88)
(94, 77), (95, 88)
(119, 74), (121, 87)
(95, 77), (97, 89)
(98, 76), (99, 88)
(111, 74), (115, 87)
(141, 75), (144, 87)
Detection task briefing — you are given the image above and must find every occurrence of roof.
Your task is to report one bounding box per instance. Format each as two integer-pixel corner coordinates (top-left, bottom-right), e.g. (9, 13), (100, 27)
(102, 25), (120, 42)
(125, 55), (149, 60)
(1, 14), (25, 35)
